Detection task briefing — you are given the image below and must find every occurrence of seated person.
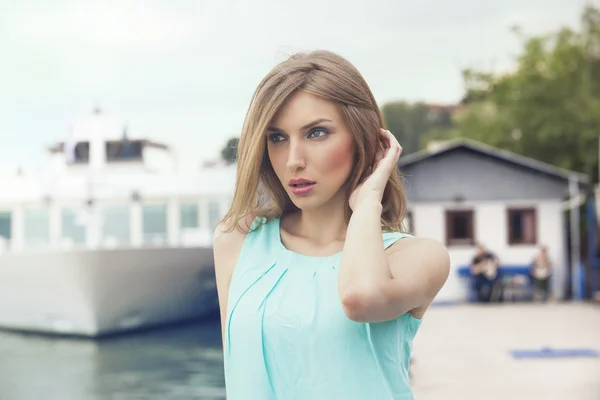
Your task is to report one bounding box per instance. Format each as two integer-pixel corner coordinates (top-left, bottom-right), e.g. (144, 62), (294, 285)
(470, 244), (499, 302)
(530, 245), (552, 302)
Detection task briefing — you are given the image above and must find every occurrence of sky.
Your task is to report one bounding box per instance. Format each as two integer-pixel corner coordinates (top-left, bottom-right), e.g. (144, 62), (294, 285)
(0, 0), (593, 175)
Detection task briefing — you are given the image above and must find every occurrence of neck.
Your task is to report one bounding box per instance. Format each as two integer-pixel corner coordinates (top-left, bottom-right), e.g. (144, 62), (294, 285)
(287, 197), (348, 245)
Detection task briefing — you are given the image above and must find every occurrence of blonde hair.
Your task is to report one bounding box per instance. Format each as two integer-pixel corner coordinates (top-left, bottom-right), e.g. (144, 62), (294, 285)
(222, 50), (408, 233)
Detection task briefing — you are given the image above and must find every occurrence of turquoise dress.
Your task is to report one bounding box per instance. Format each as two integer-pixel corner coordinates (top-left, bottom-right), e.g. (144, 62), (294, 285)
(224, 217), (421, 399)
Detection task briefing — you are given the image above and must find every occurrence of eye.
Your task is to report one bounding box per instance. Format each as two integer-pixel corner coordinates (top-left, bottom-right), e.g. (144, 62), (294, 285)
(267, 132), (286, 143)
(307, 127), (329, 139)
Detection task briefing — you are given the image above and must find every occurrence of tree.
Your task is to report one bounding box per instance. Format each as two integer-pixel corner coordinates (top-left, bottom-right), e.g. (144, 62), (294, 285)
(450, 5), (600, 178)
(221, 137), (239, 164)
(381, 101), (454, 154)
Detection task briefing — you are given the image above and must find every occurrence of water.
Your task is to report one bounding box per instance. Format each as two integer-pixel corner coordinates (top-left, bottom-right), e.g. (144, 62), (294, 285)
(0, 317), (225, 400)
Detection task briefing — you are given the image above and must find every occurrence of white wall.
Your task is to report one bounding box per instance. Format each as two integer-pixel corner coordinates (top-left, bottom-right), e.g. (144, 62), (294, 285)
(411, 199), (566, 302)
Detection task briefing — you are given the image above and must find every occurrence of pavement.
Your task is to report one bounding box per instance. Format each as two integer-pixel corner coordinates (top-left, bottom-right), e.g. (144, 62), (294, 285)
(410, 302), (600, 400)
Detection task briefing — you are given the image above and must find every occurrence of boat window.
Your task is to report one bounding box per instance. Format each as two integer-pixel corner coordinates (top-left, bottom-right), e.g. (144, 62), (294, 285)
(23, 208), (50, 249)
(105, 140), (143, 161)
(64, 141), (90, 163)
(61, 207), (87, 247)
(142, 204), (167, 245)
(0, 211), (11, 251)
(208, 201), (221, 232)
(102, 205), (131, 247)
(180, 203), (199, 230)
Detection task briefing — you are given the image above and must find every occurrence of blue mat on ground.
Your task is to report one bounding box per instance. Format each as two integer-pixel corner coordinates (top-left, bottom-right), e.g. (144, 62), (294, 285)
(430, 300), (459, 307)
(510, 347), (599, 359)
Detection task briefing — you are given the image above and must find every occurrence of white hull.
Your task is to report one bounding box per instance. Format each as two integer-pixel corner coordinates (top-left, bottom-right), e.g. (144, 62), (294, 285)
(0, 246), (218, 337)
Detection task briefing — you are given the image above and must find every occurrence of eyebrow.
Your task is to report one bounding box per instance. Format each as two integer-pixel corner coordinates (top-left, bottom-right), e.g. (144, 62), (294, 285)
(267, 118), (333, 132)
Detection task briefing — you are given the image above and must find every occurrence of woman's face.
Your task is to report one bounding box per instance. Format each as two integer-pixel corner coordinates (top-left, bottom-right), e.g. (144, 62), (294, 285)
(266, 91), (355, 211)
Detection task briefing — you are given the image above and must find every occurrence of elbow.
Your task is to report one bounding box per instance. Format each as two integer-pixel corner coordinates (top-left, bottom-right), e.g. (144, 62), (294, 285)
(340, 288), (379, 323)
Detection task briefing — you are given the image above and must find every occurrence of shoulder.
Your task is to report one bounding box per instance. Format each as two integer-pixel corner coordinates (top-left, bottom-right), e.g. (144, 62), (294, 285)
(213, 214), (258, 273)
(387, 237), (450, 282)
(386, 235), (447, 256)
(382, 230), (413, 248)
(213, 215), (256, 255)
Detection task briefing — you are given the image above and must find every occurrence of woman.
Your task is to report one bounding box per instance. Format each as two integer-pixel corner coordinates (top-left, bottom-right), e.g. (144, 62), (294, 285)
(530, 245), (552, 302)
(213, 50), (450, 399)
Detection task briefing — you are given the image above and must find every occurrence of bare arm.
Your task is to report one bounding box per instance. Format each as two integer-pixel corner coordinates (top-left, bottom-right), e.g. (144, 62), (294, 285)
(338, 199), (450, 322)
(212, 216), (253, 397)
(338, 128), (449, 323)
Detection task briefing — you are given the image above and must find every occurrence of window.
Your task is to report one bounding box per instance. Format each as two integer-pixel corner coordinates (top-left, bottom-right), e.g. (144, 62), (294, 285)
(23, 209), (50, 249)
(102, 205), (131, 246)
(61, 208), (86, 246)
(105, 140), (143, 161)
(142, 204), (167, 245)
(445, 210), (474, 246)
(208, 202), (221, 231)
(0, 212), (11, 251)
(64, 141), (90, 163)
(508, 208), (536, 245)
(180, 203), (199, 230)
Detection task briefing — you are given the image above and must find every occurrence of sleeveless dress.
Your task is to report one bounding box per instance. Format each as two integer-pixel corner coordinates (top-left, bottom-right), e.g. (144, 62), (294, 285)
(224, 216), (421, 400)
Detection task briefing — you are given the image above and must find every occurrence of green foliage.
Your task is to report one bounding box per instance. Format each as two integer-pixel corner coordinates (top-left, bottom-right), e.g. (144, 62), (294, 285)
(454, 5), (600, 177)
(381, 5), (600, 179)
(221, 137), (239, 164)
(381, 102), (453, 154)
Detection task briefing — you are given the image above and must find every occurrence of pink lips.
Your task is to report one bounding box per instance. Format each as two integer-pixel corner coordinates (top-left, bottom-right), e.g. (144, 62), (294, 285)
(289, 178), (316, 195)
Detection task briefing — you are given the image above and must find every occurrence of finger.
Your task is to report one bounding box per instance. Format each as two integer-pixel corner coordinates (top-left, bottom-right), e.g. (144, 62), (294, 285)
(384, 129), (396, 149)
(389, 130), (401, 149)
(385, 130), (402, 157)
(381, 129), (391, 151)
(377, 130), (393, 162)
(375, 128), (390, 161)
(370, 130), (393, 173)
(368, 129), (400, 182)
(377, 131), (401, 170)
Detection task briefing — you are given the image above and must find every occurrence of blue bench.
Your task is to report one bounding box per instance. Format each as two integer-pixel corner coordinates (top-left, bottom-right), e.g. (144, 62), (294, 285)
(457, 265), (532, 278)
(457, 264), (533, 302)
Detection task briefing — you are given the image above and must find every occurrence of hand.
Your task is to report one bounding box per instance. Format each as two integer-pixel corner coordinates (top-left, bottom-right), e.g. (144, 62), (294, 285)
(349, 129), (402, 211)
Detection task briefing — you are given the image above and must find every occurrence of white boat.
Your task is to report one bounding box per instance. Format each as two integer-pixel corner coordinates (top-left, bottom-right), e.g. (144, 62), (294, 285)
(0, 108), (235, 337)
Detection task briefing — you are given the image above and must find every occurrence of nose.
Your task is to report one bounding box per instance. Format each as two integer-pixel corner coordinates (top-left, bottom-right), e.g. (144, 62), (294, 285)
(286, 139), (306, 172)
